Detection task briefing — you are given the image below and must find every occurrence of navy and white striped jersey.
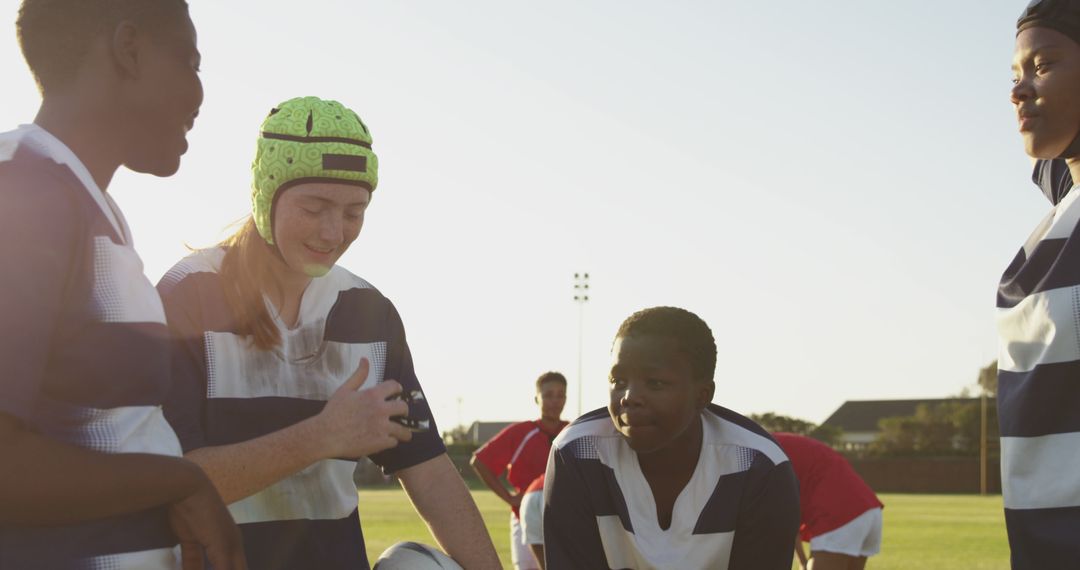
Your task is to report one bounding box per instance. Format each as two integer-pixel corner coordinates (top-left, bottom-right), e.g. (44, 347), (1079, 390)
(158, 248), (445, 570)
(997, 159), (1079, 569)
(543, 406), (799, 570)
(0, 125), (182, 569)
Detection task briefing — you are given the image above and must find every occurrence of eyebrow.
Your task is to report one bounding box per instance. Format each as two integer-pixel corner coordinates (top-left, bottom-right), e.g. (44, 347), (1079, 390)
(299, 195), (369, 207)
(1012, 43), (1063, 71)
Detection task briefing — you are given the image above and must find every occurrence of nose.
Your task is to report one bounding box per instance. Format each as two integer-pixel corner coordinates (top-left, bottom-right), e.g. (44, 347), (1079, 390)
(1011, 74), (1033, 106)
(619, 381), (644, 408)
(319, 212), (344, 245)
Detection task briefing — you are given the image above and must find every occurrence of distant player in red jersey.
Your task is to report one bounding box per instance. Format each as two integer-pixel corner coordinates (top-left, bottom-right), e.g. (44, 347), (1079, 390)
(470, 372), (568, 570)
(773, 432), (884, 570)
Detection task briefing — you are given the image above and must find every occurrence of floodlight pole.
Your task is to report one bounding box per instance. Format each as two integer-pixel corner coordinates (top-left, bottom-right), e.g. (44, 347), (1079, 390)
(573, 273), (590, 417)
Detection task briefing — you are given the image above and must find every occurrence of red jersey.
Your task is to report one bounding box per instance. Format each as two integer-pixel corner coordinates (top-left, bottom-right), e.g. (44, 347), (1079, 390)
(474, 419), (567, 516)
(773, 432), (884, 541)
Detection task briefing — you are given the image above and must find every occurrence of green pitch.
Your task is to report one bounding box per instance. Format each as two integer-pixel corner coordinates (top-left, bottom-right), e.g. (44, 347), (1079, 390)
(357, 490), (1010, 569)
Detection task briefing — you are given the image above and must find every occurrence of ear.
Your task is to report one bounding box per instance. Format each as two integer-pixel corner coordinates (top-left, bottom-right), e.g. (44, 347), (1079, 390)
(110, 21), (143, 79)
(697, 381), (715, 409)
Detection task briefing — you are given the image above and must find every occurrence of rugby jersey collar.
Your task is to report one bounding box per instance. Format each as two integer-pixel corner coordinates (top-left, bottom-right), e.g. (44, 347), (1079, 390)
(17, 123), (130, 244)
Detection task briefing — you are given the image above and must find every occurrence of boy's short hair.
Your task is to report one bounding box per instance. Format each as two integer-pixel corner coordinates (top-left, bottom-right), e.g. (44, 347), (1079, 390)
(615, 306), (717, 383)
(535, 371), (567, 392)
(16, 0), (190, 93)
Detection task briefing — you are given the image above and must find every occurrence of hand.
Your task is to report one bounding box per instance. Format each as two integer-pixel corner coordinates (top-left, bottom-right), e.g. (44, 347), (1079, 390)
(168, 474), (247, 570)
(507, 492), (523, 510)
(313, 358), (413, 459)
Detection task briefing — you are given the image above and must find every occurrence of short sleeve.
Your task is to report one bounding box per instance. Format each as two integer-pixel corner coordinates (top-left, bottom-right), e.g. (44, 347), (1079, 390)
(727, 455), (801, 570)
(157, 276), (209, 452)
(0, 163), (81, 424)
(472, 424), (522, 478)
(368, 301), (446, 473)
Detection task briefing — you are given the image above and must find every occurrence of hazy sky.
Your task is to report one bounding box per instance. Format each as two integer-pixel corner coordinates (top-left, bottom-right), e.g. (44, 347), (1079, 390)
(0, 1), (1047, 431)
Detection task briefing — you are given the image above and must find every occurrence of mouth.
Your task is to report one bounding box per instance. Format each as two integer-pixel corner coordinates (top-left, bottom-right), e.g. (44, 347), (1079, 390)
(617, 413), (653, 429)
(1018, 110), (1040, 132)
(305, 244), (335, 259)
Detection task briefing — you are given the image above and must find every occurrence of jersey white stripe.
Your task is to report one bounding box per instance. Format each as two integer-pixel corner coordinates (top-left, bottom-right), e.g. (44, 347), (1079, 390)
(509, 428), (541, 466)
(997, 286), (1080, 374)
(1002, 432), (1080, 510)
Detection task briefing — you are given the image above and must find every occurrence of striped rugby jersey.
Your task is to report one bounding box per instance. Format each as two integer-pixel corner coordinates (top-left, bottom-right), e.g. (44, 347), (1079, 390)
(543, 406), (799, 570)
(997, 158), (1078, 569)
(157, 248), (445, 570)
(0, 125), (182, 569)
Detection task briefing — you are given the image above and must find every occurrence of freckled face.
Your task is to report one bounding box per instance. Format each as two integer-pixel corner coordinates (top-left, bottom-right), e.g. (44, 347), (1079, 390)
(608, 334), (711, 453)
(272, 182), (371, 278)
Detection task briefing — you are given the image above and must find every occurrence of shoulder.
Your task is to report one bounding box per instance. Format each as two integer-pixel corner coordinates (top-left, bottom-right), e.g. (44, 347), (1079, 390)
(157, 247), (226, 297)
(702, 404), (790, 467)
(552, 408), (617, 457)
(0, 133), (86, 221)
(490, 420), (542, 443)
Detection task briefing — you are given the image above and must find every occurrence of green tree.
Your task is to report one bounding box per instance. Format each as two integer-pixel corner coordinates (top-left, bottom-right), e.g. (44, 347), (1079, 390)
(749, 412), (843, 446)
(977, 360), (997, 397)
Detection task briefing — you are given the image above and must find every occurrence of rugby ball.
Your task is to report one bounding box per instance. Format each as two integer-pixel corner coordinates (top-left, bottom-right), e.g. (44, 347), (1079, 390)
(373, 541), (464, 570)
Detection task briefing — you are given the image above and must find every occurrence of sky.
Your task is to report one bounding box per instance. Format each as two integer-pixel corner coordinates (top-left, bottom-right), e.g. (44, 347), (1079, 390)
(0, 0), (1050, 432)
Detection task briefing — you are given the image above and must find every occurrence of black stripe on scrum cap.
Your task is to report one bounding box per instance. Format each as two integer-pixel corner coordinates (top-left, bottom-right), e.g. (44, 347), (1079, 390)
(322, 154), (367, 173)
(260, 131), (372, 148)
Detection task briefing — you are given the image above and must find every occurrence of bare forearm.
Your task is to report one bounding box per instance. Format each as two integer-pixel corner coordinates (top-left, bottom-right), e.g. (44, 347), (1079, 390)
(402, 455), (501, 570)
(0, 417), (203, 526)
(469, 456), (514, 505)
(186, 417), (326, 504)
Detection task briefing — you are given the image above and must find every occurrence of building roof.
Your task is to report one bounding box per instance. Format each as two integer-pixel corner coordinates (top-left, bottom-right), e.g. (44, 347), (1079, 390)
(467, 421), (514, 445)
(821, 398), (990, 432)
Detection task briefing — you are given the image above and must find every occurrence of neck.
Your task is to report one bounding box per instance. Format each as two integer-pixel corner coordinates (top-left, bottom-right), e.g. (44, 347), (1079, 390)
(637, 414), (703, 475)
(34, 94), (123, 192)
(539, 416), (562, 430)
(264, 248), (313, 326)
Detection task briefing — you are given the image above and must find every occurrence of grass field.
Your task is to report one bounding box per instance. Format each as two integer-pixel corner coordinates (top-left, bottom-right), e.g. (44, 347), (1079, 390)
(357, 489), (1010, 569)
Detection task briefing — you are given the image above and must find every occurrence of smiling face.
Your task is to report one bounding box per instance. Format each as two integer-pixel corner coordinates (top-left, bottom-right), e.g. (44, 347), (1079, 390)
(272, 182), (371, 278)
(119, 12), (203, 176)
(1012, 26), (1080, 159)
(607, 334), (713, 454)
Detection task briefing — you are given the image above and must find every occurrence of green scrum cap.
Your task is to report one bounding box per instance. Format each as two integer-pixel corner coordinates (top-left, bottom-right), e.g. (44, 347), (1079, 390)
(251, 96), (378, 244)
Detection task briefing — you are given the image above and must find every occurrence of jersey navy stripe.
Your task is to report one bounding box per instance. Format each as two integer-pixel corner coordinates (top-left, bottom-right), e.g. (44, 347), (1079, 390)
(324, 288), (396, 343)
(0, 485), (174, 568)
(48, 323), (171, 408)
(997, 238), (1069, 309)
(999, 363), (1080, 437)
(204, 397), (325, 447)
(692, 460), (756, 534)
(237, 509), (368, 570)
(1005, 506), (1080, 568)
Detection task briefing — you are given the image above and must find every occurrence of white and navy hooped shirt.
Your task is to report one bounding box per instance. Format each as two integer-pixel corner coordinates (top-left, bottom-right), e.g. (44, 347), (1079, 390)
(157, 248), (446, 570)
(997, 158), (1080, 570)
(543, 406), (799, 570)
(0, 125), (182, 569)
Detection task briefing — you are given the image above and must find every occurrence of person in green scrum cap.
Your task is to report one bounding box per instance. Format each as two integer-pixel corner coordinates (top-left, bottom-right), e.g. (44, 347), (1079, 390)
(157, 96), (501, 570)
